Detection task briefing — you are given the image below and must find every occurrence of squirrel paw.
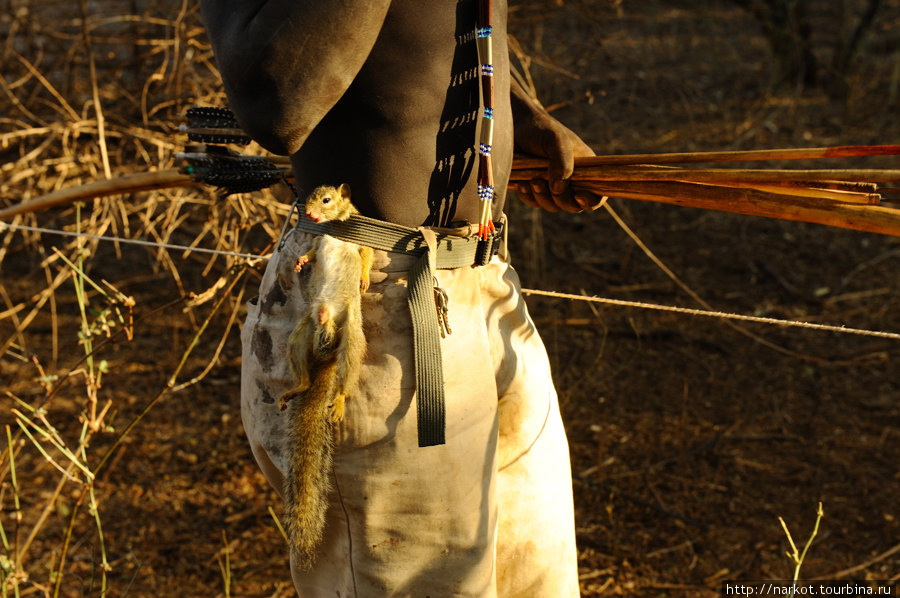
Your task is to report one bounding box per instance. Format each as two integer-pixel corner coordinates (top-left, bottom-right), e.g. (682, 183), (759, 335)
(278, 380), (309, 410)
(360, 276), (370, 292)
(293, 255), (310, 273)
(329, 394), (346, 423)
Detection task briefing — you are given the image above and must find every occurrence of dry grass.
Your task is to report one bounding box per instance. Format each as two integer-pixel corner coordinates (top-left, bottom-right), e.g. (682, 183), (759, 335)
(0, 1), (292, 595)
(1, 0), (899, 596)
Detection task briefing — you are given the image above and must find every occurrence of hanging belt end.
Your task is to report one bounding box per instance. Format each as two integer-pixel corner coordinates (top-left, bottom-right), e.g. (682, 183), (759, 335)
(475, 221), (503, 266)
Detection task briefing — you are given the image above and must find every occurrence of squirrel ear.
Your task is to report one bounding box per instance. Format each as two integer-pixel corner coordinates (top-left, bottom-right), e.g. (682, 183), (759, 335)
(338, 183), (351, 200)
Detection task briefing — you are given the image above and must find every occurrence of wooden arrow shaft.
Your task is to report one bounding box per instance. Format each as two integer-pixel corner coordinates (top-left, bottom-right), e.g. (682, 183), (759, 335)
(575, 180), (900, 238)
(512, 144), (900, 168)
(5, 144), (900, 239)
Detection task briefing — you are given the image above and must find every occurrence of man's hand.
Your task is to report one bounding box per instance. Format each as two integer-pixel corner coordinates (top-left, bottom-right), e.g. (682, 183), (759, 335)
(510, 80), (604, 213)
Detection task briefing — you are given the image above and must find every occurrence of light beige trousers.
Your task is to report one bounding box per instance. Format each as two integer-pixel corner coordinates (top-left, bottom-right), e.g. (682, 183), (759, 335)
(241, 228), (580, 597)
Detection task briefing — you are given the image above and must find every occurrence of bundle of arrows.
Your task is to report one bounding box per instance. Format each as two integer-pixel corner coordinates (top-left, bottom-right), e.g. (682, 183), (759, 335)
(511, 146), (900, 237)
(2, 106), (900, 239)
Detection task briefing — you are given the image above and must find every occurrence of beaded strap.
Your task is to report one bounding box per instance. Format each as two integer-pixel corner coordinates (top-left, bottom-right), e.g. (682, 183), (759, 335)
(475, 0), (495, 240)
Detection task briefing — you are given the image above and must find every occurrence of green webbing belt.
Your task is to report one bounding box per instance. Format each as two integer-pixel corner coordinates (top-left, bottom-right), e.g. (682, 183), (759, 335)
(293, 212), (502, 447)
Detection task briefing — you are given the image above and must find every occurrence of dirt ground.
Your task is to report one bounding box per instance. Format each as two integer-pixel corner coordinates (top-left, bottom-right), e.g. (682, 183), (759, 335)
(1, 1), (899, 596)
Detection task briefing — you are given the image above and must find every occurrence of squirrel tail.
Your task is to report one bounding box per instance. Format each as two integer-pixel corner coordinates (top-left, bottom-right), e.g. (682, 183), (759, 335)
(284, 358), (338, 571)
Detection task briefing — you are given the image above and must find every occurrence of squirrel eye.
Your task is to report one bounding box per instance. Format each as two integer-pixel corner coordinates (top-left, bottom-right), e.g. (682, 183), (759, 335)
(322, 197), (331, 204)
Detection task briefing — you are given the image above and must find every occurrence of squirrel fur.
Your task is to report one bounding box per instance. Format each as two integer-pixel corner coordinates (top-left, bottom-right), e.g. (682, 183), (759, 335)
(279, 183), (373, 569)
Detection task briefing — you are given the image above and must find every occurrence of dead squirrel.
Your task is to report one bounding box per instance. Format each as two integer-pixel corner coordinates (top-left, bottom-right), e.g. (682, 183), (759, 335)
(279, 183), (373, 570)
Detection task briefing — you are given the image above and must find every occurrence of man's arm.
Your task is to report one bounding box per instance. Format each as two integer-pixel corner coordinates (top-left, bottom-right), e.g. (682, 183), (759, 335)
(510, 78), (602, 213)
(200, 0), (391, 155)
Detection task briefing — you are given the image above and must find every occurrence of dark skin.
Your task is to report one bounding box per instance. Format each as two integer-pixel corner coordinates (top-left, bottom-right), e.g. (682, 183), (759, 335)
(200, 0), (600, 226)
(510, 78), (601, 213)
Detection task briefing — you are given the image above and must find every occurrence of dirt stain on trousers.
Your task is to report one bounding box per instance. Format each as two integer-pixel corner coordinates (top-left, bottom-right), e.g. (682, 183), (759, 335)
(241, 228), (580, 597)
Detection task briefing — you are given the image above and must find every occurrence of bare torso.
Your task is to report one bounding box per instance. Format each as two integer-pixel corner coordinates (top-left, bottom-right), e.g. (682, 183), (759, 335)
(203, 0), (597, 223)
(291, 0), (512, 227)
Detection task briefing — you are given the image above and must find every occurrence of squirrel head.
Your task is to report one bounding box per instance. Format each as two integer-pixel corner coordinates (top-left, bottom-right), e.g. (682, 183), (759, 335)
(304, 183), (355, 223)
